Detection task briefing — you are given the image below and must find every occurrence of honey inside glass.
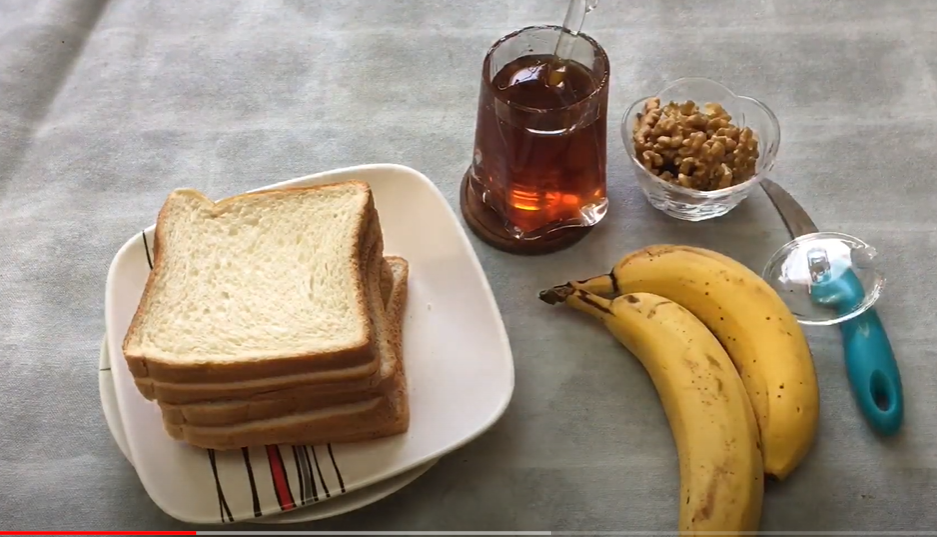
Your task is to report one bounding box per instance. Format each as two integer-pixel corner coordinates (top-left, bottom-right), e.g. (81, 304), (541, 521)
(462, 25), (610, 250)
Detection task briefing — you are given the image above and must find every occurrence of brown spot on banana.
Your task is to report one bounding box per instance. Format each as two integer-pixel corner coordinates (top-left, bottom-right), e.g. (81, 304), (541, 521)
(705, 354), (722, 370)
(645, 300), (673, 319)
(694, 463), (730, 523)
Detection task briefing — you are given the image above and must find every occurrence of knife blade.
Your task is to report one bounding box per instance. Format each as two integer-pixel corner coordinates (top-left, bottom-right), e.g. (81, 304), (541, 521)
(760, 178), (904, 436)
(761, 178), (820, 237)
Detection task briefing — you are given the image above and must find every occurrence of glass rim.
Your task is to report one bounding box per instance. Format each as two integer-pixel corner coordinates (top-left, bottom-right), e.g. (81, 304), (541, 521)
(619, 80), (781, 199)
(482, 24), (610, 115)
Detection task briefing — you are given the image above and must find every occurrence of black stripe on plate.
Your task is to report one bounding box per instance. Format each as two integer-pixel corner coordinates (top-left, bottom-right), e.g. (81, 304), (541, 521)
(327, 444), (346, 494)
(310, 445), (330, 498)
(291, 446), (306, 506)
(207, 449), (234, 523)
(242, 447), (263, 518)
(303, 446), (319, 502)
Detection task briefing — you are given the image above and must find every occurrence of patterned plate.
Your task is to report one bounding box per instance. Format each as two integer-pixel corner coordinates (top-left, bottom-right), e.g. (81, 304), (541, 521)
(103, 163), (515, 523)
(98, 337), (438, 523)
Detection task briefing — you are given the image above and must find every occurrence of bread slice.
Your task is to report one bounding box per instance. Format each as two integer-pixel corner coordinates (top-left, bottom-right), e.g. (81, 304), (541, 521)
(163, 376), (409, 450)
(162, 249), (410, 449)
(123, 182), (381, 385)
(159, 256), (408, 427)
(133, 213), (395, 405)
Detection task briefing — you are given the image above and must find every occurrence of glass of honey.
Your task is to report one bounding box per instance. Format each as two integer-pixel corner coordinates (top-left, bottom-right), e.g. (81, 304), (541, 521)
(460, 25), (610, 255)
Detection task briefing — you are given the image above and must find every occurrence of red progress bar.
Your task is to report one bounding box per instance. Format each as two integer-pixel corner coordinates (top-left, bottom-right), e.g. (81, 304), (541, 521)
(0, 531), (197, 535)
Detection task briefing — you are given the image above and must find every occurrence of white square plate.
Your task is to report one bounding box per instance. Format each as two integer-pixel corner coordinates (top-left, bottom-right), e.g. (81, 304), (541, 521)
(104, 163), (515, 524)
(98, 336), (441, 524)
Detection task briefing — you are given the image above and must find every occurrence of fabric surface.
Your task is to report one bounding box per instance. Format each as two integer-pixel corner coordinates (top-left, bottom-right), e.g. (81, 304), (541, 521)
(2, 0), (937, 531)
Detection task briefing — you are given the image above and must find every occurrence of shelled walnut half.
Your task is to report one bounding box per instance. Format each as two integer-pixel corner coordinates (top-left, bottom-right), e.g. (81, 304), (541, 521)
(632, 98), (760, 191)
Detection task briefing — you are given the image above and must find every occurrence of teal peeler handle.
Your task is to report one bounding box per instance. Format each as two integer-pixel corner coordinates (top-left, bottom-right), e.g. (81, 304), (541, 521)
(811, 267), (904, 436)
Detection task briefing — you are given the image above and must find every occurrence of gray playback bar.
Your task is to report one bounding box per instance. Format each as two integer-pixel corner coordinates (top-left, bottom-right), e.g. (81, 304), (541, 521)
(195, 531), (553, 536)
(194, 533), (937, 536)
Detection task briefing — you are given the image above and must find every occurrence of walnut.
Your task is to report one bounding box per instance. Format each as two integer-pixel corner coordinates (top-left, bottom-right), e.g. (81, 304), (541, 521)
(631, 98), (760, 191)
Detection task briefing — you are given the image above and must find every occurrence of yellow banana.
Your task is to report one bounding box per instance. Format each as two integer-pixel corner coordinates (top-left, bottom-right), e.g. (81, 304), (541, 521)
(539, 287), (763, 535)
(552, 244), (819, 481)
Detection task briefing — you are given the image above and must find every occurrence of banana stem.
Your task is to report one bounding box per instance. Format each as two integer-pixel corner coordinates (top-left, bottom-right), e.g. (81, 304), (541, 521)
(540, 285), (614, 320)
(572, 273), (617, 295)
(539, 273), (618, 307)
(538, 284), (575, 305)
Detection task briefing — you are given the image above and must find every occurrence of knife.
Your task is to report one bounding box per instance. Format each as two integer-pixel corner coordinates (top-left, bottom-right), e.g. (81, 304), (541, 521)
(761, 178), (903, 436)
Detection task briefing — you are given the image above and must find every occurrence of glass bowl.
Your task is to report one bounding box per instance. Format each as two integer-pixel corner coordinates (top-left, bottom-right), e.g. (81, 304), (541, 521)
(620, 77), (781, 221)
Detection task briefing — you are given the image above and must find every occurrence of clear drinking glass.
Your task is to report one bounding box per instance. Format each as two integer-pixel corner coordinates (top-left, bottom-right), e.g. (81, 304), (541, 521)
(461, 25), (610, 255)
(621, 77), (781, 221)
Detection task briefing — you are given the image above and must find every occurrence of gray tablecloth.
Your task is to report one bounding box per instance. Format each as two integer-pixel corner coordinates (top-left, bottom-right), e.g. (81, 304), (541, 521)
(3, 0), (937, 531)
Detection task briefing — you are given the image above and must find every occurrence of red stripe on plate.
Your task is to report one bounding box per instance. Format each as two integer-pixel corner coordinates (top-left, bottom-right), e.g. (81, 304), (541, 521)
(265, 444), (296, 511)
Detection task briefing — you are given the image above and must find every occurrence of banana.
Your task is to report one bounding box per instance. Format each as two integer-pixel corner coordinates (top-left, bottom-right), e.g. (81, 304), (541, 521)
(539, 287), (763, 534)
(551, 244), (819, 481)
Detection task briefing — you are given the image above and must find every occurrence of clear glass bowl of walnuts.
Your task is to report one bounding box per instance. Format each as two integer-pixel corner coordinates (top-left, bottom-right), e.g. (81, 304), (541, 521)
(621, 77), (780, 221)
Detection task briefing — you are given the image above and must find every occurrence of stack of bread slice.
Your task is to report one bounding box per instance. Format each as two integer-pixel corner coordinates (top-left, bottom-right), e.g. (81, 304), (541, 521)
(121, 181), (410, 450)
